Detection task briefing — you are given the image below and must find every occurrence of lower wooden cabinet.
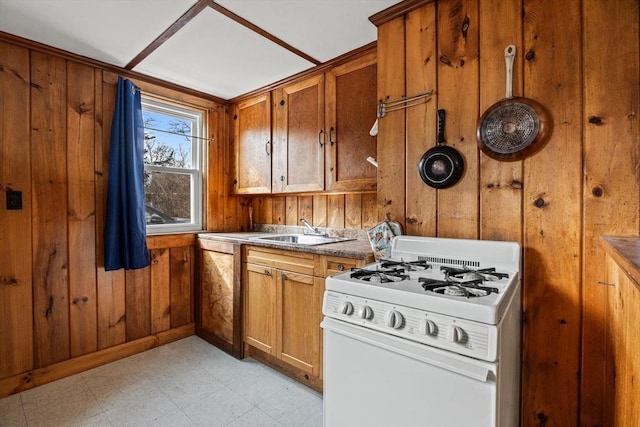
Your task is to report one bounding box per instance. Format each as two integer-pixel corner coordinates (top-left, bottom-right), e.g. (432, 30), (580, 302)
(278, 271), (322, 374)
(242, 245), (373, 390)
(197, 239), (242, 358)
(243, 246), (322, 378)
(243, 263), (277, 354)
(605, 253), (640, 425)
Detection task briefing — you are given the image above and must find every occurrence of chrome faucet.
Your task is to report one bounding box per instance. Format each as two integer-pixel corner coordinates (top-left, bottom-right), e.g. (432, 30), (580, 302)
(300, 218), (325, 236)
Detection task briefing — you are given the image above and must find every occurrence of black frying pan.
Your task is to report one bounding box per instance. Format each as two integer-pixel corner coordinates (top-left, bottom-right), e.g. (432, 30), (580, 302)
(419, 109), (464, 189)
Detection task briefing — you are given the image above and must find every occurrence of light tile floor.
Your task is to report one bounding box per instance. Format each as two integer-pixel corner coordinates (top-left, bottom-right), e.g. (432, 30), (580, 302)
(0, 336), (323, 427)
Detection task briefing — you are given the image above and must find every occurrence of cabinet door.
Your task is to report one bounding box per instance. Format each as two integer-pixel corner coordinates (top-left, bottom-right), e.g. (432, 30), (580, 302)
(277, 271), (320, 375)
(325, 53), (377, 191)
(243, 263), (277, 355)
(200, 250), (235, 345)
(233, 93), (271, 194)
(273, 74), (325, 193)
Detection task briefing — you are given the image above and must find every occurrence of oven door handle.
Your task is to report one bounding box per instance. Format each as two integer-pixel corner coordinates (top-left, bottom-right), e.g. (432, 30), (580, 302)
(321, 318), (494, 383)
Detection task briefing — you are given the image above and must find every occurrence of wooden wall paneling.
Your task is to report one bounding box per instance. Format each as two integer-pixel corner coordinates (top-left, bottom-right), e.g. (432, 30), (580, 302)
(150, 248), (171, 333)
(252, 197), (272, 226)
(312, 195), (327, 227)
(344, 194), (362, 229)
(377, 16), (407, 227)
(206, 105), (225, 231)
(580, 0), (640, 425)
(223, 193), (239, 231)
(478, 0), (523, 243)
(361, 193), (378, 229)
(67, 61), (98, 358)
(327, 195), (345, 229)
(435, 0), (479, 239)
(239, 198), (251, 231)
(125, 267), (151, 341)
(285, 196), (298, 225)
(0, 42), (33, 378)
(249, 197), (261, 225)
(261, 197), (273, 225)
(96, 72), (126, 349)
(521, 0), (583, 425)
(298, 195), (313, 224)
(272, 196), (286, 225)
(404, 3), (437, 237)
(170, 246), (193, 327)
(30, 51), (70, 367)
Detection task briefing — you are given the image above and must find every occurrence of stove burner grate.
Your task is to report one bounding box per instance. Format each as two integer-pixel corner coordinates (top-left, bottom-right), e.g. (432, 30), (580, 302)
(350, 267), (409, 283)
(440, 266), (509, 281)
(379, 259), (432, 271)
(419, 278), (499, 298)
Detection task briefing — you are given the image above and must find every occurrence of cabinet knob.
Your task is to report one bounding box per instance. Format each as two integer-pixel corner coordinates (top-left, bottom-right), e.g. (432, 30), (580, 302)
(263, 270), (271, 276)
(281, 273), (288, 280)
(337, 263), (344, 271)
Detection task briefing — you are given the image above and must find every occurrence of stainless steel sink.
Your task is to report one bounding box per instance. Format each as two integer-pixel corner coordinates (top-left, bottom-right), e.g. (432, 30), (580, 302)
(249, 234), (355, 246)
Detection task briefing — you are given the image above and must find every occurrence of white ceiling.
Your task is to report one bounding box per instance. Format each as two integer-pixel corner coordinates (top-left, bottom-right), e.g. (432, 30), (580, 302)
(0, 0), (398, 100)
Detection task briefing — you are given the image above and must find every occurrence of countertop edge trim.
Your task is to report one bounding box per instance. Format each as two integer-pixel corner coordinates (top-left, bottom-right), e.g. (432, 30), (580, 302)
(600, 236), (640, 290)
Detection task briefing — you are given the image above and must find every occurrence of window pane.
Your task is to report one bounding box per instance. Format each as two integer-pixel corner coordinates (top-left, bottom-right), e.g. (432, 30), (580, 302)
(143, 110), (194, 168)
(144, 171), (191, 224)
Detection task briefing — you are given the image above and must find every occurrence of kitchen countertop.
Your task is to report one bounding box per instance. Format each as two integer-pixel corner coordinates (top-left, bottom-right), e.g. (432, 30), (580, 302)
(198, 231), (375, 260)
(601, 236), (640, 288)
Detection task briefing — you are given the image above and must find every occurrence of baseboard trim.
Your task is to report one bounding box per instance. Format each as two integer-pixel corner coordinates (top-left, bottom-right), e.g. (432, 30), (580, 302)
(0, 323), (195, 398)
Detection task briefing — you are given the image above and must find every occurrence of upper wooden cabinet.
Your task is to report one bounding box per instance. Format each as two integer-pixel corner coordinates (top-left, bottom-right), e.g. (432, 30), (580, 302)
(231, 52), (377, 195)
(232, 93), (271, 194)
(272, 74), (325, 193)
(325, 53), (378, 191)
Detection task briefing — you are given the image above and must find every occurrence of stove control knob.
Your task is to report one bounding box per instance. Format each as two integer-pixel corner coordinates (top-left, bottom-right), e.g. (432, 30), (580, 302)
(339, 301), (354, 316)
(419, 319), (437, 336)
(359, 305), (373, 320)
(448, 326), (465, 343)
(385, 310), (404, 329)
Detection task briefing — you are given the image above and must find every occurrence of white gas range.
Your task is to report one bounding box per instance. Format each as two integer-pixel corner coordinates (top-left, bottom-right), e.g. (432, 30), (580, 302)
(321, 235), (521, 427)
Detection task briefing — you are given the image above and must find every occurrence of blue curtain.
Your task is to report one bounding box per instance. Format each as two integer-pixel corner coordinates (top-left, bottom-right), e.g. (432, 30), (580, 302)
(104, 77), (150, 271)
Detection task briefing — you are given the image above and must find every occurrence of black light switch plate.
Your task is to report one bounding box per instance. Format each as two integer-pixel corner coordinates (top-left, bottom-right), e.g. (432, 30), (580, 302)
(7, 190), (22, 210)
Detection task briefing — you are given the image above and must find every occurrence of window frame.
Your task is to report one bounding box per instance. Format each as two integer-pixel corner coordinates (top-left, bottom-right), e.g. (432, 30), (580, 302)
(141, 95), (205, 234)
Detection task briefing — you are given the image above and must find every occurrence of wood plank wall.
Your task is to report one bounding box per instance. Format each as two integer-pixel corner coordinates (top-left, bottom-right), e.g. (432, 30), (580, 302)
(0, 41), (227, 397)
(374, 1), (638, 427)
(246, 0), (640, 426)
(1, 1), (638, 424)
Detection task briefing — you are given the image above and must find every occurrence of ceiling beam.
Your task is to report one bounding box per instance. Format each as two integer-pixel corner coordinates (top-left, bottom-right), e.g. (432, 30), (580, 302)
(208, 1), (321, 66)
(125, 0), (210, 70)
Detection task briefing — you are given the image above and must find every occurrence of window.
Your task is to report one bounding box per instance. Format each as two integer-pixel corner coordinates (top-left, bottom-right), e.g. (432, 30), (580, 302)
(141, 96), (204, 233)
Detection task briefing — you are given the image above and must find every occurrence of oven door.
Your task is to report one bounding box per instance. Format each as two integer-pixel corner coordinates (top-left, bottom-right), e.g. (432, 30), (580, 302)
(322, 317), (509, 427)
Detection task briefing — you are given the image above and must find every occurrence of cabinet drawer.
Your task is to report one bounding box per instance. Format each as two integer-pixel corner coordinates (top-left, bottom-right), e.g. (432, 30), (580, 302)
(320, 255), (370, 278)
(243, 246), (315, 275)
